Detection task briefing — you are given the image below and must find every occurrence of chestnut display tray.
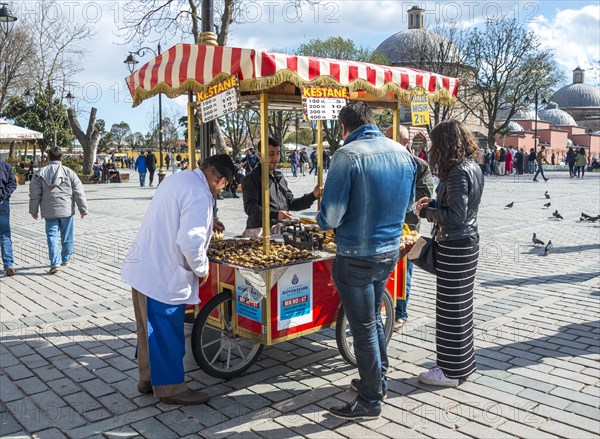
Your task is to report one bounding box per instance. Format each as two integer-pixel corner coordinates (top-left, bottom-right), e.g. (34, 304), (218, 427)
(208, 251), (335, 273)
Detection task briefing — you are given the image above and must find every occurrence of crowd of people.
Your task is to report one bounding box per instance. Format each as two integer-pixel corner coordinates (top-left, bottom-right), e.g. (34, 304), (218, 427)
(480, 143), (595, 179)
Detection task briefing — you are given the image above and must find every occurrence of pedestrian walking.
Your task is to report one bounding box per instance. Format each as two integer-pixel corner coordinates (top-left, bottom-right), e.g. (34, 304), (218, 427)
(533, 146), (549, 182)
(135, 153), (147, 187)
(28, 147), (88, 274)
(0, 158), (17, 276)
(147, 150), (157, 187)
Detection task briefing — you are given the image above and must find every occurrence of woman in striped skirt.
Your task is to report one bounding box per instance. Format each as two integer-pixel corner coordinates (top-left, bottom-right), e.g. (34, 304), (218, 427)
(414, 120), (484, 387)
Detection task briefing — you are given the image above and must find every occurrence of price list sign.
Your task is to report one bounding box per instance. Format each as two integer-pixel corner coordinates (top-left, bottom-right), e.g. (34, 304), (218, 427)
(197, 75), (240, 124)
(302, 86), (348, 121)
(410, 88), (430, 126)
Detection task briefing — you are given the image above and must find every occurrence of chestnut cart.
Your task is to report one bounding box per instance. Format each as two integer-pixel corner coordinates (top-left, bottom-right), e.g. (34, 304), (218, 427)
(125, 43), (459, 378)
(191, 254), (407, 378)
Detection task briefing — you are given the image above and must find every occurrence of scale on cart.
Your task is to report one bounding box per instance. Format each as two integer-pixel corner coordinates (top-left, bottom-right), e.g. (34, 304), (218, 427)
(125, 44), (459, 378)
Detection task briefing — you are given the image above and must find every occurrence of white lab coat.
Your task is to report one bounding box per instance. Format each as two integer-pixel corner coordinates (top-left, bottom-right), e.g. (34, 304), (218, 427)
(121, 168), (214, 305)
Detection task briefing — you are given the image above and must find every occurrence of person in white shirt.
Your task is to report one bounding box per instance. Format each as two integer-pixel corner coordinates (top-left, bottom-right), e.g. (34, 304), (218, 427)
(121, 154), (234, 405)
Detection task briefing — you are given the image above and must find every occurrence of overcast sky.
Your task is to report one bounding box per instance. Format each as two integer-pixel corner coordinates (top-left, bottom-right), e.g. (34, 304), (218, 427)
(10, 1), (600, 135)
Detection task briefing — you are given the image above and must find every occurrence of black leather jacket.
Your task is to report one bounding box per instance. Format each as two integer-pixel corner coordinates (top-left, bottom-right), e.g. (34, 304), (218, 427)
(243, 164), (317, 229)
(420, 160), (483, 241)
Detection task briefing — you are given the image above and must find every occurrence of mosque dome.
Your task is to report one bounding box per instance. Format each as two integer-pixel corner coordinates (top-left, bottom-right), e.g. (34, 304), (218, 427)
(539, 102), (577, 126)
(551, 68), (600, 108)
(375, 6), (460, 65)
(497, 107), (538, 121)
(507, 121), (524, 131)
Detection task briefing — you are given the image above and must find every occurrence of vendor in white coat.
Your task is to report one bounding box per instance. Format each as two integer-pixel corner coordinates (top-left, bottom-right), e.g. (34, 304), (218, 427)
(121, 154), (235, 405)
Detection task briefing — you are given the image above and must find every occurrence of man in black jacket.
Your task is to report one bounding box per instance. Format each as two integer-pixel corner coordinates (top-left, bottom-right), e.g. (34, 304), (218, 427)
(146, 150), (157, 187)
(242, 137), (321, 237)
(0, 159), (17, 276)
(385, 125), (434, 331)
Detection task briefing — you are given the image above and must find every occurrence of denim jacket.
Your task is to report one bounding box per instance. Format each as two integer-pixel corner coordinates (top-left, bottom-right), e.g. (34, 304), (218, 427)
(317, 125), (416, 257)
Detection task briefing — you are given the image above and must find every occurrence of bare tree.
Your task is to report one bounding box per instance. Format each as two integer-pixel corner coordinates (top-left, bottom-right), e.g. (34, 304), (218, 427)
(219, 111), (247, 157)
(0, 24), (33, 111)
(459, 19), (562, 148)
(393, 24), (470, 129)
(67, 107), (101, 175)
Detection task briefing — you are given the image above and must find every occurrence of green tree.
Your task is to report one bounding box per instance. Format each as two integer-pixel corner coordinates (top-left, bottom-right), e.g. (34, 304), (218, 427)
(2, 90), (73, 154)
(109, 122), (132, 152)
(295, 37), (389, 152)
(283, 128), (313, 146)
(460, 19), (562, 148)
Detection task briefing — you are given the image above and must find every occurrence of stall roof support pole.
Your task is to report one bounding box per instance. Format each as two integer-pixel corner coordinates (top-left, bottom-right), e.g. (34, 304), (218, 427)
(187, 92), (197, 167)
(260, 92), (270, 255)
(392, 106), (399, 143)
(317, 119), (323, 211)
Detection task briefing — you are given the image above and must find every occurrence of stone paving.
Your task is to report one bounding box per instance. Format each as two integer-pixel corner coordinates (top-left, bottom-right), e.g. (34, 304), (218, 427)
(1, 168), (599, 438)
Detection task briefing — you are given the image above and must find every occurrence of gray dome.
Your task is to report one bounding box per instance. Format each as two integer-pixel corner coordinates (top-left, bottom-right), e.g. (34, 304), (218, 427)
(552, 83), (600, 108)
(507, 121), (524, 131)
(497, 107), (537, 120)
(375, 29), (460, 65)
(539, 102), (577, 126)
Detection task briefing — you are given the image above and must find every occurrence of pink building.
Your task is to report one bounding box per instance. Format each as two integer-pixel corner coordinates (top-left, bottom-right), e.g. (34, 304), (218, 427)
(497, 119), (599, 160)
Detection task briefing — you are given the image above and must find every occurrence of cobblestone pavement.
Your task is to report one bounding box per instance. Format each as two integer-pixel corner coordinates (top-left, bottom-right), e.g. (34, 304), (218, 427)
(1, 168), (599, 438)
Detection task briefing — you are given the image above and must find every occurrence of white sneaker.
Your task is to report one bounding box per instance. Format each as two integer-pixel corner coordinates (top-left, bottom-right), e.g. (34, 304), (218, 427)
(418, 367), (460, 387)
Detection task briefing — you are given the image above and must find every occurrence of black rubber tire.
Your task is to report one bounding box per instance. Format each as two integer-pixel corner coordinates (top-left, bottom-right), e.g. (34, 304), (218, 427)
(335, 288), (395, 366)
(191, 291), (263, 379)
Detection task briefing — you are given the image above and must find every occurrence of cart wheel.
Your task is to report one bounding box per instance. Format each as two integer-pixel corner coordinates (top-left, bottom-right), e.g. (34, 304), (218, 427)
(335, 288), (394, 366)
(191, 291), (263, 379)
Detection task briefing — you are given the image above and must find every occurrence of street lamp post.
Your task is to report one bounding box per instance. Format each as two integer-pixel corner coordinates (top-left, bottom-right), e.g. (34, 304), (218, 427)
(0, 2), (17, 107)
(0, 3), (17, 35)
(525, 91), (547, 156)
(124, 44), (165, 184)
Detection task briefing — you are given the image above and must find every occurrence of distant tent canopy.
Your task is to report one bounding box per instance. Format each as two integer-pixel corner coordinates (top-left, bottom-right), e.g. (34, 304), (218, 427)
(0, 119), (43, 142)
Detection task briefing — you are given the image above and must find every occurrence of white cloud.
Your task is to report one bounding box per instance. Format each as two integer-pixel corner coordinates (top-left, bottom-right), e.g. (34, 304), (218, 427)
(529, 4), (600, 85)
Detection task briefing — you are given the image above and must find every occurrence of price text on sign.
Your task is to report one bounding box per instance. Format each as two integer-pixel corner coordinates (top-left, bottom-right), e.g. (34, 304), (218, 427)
(302, 86), (348, 121)
(410, 89), (430, 126)
(198, 75), (240, 124)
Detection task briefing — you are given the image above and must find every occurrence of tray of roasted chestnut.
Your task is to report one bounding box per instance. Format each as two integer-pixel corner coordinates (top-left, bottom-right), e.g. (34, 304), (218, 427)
(208, 238), (319, 270)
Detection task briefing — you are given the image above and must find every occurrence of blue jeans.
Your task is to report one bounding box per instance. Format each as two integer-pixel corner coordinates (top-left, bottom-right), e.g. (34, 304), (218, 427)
(45, 217), (74, 268)
(0, 200), (14, 270)
(533, 164), (546, 180)
(528, 162), (535, 174)
(332, 250), (399, 408)
(138, 172), (147, 187)
(396, 261), (413, 320)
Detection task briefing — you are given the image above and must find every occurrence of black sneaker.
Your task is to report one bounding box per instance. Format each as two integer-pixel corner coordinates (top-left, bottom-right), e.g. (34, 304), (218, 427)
(350, 379), (387, 400)
(329, 399), (381, 420)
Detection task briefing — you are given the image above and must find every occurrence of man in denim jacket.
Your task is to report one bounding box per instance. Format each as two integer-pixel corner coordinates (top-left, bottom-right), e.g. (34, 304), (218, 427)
(318, 101), (416, 420)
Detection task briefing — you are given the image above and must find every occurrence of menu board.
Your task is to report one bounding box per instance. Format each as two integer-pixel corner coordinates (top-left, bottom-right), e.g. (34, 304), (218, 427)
(197, 75), (240, 124)
(302, 86), (348, 121)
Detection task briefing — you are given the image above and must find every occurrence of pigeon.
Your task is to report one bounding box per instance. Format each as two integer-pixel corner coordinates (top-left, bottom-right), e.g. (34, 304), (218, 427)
(553, 210), (564, 220)
(505, 202), (514, 209)
(545, 191), (550, 199)
(532, 233), (545, 246)
(543, 202), (551, 208)
(544, 240), (553, 256)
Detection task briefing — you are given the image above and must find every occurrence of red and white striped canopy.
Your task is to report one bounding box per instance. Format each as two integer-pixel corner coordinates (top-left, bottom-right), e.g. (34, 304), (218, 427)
(125, 44), (459, 108)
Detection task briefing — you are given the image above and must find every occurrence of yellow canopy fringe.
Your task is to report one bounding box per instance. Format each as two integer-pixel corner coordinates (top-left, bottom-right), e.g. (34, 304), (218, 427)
(130, 69), (457, 108)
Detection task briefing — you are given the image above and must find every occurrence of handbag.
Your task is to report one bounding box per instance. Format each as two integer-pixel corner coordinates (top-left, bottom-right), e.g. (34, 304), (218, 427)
(407, 236), (437, 275)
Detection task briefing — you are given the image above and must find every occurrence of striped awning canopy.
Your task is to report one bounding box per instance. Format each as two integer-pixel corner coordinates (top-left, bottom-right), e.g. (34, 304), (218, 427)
(125, 44), (459, 108)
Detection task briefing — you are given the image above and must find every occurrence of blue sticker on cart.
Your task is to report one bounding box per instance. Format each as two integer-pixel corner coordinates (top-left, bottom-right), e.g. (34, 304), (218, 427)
(235, 274), (262, 322)
(278, 263), (313, 330)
